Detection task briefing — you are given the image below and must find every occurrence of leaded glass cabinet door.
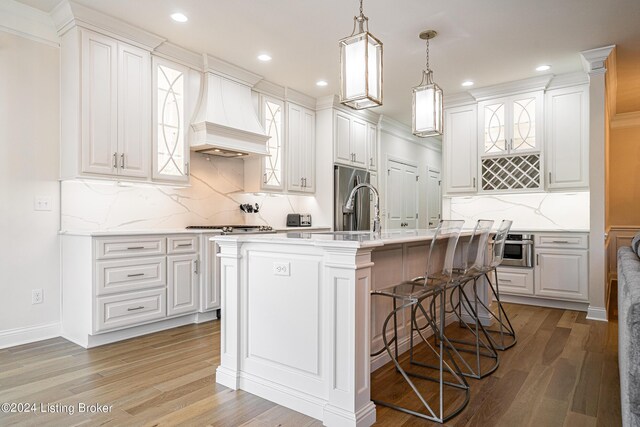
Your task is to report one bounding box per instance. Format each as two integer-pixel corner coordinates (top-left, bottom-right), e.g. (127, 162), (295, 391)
(152, 57), (190, 183)
(482, 100), (507, 155)
(510, 92), (542, 154)
(260, 95), (284, 190)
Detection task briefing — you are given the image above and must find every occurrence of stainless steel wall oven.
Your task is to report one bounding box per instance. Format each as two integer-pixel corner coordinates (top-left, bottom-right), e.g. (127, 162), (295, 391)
(501, 233), (534, 267)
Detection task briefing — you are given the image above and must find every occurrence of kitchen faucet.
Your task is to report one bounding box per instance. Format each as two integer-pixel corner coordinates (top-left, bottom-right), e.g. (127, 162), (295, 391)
(344, 183), (381, 235)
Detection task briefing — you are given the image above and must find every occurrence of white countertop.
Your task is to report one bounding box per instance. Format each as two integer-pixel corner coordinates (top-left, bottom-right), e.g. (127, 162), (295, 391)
(213, 229), (442, 249)
(58, 225), (333, 237)
(509, 228), (590, 233)
(59, 229), (223, 236)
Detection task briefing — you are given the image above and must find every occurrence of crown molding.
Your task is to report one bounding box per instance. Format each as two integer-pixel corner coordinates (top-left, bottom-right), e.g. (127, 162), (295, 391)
(443, 91), (476, 109)
(469, 75), (553, 101)
(547, 72), (589, 90)
(0, 0), (59, 47)
(153, 42), (203, 70)
(253, 80), (286, 100)
(580, 45), (615, 75)
(315, 95), (381, 123)
(51, 0), (165, 50)
(203, 54), (262, 87)
(611, 111), (640, 129)
(284, 87), (316, 110)
(379, 116), (442, 152)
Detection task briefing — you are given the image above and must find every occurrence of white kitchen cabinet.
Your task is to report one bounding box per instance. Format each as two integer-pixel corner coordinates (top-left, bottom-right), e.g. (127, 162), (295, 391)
(152, 57), (191, 183)
(498, 232), (589, 304)
(535, 249), (588, 301)
(80, 29), (150, 179)
(479, 91), (543, 157)
(367, 122), (378, 171)
(443, 104), (478, 194)
(167, 253), (199, 316)
(495, 266), (534, 296)
(334, 111), (372, 169)
(61, 233), (215, 348)
(545, 85), (589, 190)
(200, 233), (220, 311)
(287, 102), (315, 193)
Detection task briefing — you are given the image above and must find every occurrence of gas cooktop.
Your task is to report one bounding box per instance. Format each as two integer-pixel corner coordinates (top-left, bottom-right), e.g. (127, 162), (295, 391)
(186, 225), (274, 234)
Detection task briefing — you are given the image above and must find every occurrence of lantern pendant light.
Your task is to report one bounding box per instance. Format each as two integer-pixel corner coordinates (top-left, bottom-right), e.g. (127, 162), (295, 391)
(412, 30), (443, 137)
(339, 0), (383, 110)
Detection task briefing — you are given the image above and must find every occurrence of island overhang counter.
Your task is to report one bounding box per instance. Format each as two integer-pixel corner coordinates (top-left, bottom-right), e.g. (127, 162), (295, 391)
(213, 229), (486, 427)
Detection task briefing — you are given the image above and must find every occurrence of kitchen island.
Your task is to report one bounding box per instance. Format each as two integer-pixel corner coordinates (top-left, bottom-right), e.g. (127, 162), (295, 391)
(213, 229), (487, 427)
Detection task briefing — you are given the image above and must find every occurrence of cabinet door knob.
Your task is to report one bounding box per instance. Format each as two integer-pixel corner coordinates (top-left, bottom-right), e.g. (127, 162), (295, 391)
(263, 173), (267, 184)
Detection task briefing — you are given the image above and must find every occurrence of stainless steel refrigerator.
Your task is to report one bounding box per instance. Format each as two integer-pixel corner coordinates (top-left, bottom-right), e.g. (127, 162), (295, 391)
(334, 165), (370, 231)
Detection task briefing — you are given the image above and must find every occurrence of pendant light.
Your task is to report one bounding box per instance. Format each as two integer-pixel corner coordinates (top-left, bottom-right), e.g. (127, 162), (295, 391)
(412, 30), (443, 137)
(339, 0), (383, 110)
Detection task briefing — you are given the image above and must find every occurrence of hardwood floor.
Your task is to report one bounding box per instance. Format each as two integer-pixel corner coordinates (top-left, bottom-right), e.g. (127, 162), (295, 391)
(0, 303), (621, 426)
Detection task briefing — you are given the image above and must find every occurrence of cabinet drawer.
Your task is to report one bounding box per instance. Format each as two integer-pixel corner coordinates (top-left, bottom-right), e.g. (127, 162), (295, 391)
(96, 257), (166, 295)
(96, 236), (165, 259)
(95, 288), (166, 332)
(167, 235), (198, 254)
(495, 267), (534, 296)
(535, 234), (588, 249)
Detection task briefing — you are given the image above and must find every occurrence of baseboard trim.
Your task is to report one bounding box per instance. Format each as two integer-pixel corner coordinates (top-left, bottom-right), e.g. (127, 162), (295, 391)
(62, 311), (219, 349)
(0, 322), (61, 350)
(499, 294), (589, 312)
(586, 306), (608, 322)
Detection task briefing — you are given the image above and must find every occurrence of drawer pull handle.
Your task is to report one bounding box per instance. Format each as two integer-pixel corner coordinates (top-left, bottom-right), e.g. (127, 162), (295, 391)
(499, 279), (512, 283)
(127, 246), (145, 250)
(176, 243), (192, 247)
(551, 240), (570, 243)
(127, 273), (144, 277)
(127, 306), (145, 311)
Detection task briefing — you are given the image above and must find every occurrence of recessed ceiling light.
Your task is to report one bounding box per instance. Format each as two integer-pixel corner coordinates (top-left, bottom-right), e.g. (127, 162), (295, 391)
(257, 54), (272, 62)
(461, 80), (474, 87)
(170, 13), (188, 23)
(316, 80), (328, 87)
(236, 153), (243, 156)
(536, 65), (551, 72)
(213, 149), (221, 152)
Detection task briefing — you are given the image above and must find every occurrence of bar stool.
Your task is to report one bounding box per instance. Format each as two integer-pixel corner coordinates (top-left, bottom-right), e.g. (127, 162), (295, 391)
(472, 219), (516, 350)
(414, 220), (500, 380)
(370, 220), (469, 423)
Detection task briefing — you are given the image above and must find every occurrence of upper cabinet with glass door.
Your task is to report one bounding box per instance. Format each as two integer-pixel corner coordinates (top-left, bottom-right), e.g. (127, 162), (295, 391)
(152, 57), (191, 183)
(261, 95), (285, 191)
(479, 91), (543, 157)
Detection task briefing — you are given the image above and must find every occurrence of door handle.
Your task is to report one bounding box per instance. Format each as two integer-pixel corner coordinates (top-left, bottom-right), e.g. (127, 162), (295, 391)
(113, 152), (118, 169)
(194, 259), (199, 274)
(127, 273), (144, 278)
(473, 177), (476, 188)
(120, 153), (125, 169)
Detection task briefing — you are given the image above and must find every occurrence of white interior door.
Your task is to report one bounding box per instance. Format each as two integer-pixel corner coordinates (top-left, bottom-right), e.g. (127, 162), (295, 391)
(387, 159), (418, 229)
(402, 165), (418, 229)
(427, 168), (441, 228)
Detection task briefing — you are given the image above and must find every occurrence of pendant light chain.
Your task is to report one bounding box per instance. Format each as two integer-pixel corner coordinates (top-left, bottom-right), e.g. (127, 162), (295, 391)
(359, 0), (364, 17)
(425, 38), (430, 72)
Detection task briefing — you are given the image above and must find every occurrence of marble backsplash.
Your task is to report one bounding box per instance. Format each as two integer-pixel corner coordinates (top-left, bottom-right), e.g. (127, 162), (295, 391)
(61, 153), (326, 231)
(446, 192), (590, 231)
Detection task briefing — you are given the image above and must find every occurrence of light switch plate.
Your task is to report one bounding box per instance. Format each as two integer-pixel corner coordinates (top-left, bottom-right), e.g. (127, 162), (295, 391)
(34, 196), (52, 211)
(273, 262), (290, 276)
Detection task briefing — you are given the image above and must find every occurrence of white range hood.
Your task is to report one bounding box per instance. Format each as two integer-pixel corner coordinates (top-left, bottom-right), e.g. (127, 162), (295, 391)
(191, 71), (270, 157)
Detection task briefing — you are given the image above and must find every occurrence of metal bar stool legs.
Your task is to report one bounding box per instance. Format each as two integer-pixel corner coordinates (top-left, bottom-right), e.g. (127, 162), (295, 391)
(372, 289), (469, 423)
(472, 268), (517, 350)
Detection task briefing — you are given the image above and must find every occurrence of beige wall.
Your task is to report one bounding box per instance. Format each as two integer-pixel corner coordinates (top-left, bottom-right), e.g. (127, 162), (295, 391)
(0, 31), (60, 340)
(608, 124), (640, 226)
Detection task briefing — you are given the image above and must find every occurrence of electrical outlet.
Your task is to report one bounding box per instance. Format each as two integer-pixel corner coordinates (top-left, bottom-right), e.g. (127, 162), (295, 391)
(34, 196), (52, 211)
(32, 289), (43, 304)
(273, 262), (290, 276)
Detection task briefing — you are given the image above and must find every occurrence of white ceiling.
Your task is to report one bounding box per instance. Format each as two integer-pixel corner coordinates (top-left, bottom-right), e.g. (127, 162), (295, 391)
(19, 0), (640, 123)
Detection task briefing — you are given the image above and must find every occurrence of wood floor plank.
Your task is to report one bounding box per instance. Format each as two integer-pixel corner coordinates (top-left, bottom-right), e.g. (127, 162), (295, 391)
(0, 304), (622, 427)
